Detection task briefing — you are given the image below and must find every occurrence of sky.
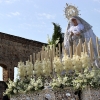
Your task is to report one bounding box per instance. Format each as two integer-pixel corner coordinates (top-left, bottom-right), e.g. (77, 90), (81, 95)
(0, 0), (100, 80)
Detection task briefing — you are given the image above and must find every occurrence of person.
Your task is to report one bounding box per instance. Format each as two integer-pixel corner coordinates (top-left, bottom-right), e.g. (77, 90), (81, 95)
(2, 82), (10, 100)
(64, 16), (99, 67)
(2, 95), (10, 100)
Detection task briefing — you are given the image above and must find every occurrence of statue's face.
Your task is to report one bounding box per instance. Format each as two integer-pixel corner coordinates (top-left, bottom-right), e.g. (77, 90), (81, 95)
(72, 18), (78, 26)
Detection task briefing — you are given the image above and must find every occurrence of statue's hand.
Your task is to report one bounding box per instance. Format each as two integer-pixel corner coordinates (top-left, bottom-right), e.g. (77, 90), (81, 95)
(75, 32), (80, 36)
(70, 32), (74, 36)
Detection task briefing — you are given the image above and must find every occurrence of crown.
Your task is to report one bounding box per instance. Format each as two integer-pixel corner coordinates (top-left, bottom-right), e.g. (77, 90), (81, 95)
(64, 3), (80, 20)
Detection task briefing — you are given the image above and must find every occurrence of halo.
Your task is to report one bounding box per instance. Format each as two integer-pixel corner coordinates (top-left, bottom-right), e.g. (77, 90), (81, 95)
(64, 3), (80, 20)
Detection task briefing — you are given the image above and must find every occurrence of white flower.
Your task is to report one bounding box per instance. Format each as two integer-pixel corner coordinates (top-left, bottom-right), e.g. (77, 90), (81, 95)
(62, 55), (73, 71)
(17, 61), (26, 78)
(63, 76), (68, 84)
(80, 52), (91, 68)
(25, 60), (33, 77)
(50, 76), (63, 88)
(27, 85), (33, 91)
(34, 60), (43, 76)
(42, 59), (52, 76)
(53, 57), (63, 74)
(30, 79), (35, 85)
(72, 55), (82, 71)
(35, 87), (38, 90)
(34, 83), (38, 87)
(13, 89), (17, 94)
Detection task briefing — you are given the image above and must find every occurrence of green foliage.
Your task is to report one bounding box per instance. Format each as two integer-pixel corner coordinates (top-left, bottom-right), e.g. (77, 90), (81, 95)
(46, 22), (63, 52)
(52, 22), (63, 45)
(47, 22), (63, 46)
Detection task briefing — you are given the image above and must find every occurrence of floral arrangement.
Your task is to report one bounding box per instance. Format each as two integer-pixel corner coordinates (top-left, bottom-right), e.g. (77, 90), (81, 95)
(42, 58), (52, 76)
(62, 55), (73, 72)
(50, 52), (100, 90)
(50, 67), (100, 90)
(17, 61), (33, 79)
(72, 67), (100, 90)
(34, 60), (43, 76)
(53, 52), (90, 75)
(4, 52), (100, 97)
(4, 60), (44, 97)
(50, 74), (73, 89)
(4, 77), (44, 97)
(34, 58), (52, 77)
(53, 57), (63, 74)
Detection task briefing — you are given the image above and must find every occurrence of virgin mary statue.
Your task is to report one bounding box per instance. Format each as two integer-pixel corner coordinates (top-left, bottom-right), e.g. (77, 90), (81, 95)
(64, 4), (99, 67)
(64, 5), (98, 57)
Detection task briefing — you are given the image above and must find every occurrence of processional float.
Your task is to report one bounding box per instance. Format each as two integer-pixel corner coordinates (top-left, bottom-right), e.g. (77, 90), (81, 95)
(4, 3), (100, 100)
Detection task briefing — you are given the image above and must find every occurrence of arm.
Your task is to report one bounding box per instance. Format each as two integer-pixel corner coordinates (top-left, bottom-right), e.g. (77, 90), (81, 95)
(75, 32), (81, 36)
(74, 24), (84, 36)
(68, 26), (74, 36)
(70, 31), (74, 36)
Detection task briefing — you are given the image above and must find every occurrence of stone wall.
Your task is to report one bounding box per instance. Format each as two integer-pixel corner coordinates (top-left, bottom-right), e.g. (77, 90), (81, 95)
(0, 32), (47, 99)
(10, 88), (100, 100)
(10, 88), (78, 100)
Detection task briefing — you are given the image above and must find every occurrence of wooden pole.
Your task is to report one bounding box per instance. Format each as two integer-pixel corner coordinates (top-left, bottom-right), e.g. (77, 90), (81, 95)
(96, 37), (99, 57)
(89, 38), (93, 60)
(40, 51), (42, 61)
(69, 46), (72, 58)
(53, 44), (55, 58)
(42, 46), (45, 51)
(73, 44), (75, 55)
(82, 44), (85, 53)
(50, 49), (53, 71)
(79, 39), (82, 53)
(62, 42), (65, 55)
(84, 39), (88, 53)
(76, 44), (79, 56)
(30, 55), (32, 63)
(78, 42), (81, 56)
(36, 53), (38, 61)
(33, 53), (36, 64)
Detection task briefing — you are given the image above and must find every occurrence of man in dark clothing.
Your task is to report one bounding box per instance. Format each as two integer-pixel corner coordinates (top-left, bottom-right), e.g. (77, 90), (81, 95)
(2, 95), (10, 100)
(2, 82), (10, 100)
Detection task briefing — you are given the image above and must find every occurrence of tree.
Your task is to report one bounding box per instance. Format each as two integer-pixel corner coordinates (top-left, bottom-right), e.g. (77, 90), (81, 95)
(52, 22), (63, 46)
(47, 22), (64, 51)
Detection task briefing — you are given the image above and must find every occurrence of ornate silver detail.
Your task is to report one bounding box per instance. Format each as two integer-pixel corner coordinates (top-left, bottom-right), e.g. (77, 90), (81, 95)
(64, 3), (80, 20)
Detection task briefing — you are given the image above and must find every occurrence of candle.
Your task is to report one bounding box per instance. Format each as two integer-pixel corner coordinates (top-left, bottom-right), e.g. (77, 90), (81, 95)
(89, 39), (93, 60)
(96, 37), (99, 57)
(30, 55), (32, 63)
(70, 46), (72, 58)
(33, 53), (35, 64)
